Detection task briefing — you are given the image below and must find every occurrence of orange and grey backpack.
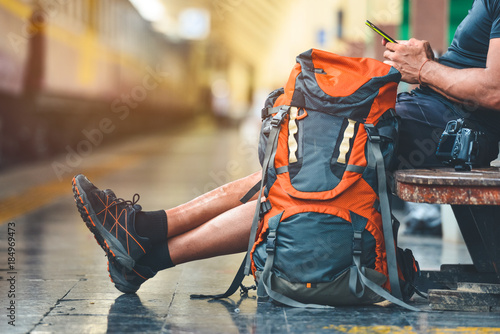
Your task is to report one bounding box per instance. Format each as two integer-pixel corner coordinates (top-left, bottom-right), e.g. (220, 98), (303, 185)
(192, 49), (420, 310)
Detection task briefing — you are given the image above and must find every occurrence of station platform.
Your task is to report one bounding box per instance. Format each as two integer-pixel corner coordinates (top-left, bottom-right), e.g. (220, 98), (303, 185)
(1, 116), (499, 334)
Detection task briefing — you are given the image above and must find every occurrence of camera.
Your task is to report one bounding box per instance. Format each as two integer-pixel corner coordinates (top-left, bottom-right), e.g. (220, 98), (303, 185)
(435, 118), (488, 171)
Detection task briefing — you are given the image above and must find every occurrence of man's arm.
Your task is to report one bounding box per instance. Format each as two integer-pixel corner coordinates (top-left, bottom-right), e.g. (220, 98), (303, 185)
(383, 38), (500, 111)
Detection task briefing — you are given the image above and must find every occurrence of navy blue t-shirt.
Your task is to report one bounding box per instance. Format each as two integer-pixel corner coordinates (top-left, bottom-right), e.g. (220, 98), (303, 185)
(439, 0), (500, 69)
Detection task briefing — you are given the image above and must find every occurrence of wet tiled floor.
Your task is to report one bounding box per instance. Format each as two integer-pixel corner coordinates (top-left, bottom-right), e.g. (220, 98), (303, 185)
(1, 116), (499, 333)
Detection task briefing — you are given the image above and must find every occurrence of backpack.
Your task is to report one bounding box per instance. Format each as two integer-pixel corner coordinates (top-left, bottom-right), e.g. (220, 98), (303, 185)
(192, 49), (420, 310)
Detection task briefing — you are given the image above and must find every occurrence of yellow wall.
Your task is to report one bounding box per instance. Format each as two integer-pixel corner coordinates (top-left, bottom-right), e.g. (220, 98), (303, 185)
(201, 0), (404, 119)
(251, 0), (403, 89)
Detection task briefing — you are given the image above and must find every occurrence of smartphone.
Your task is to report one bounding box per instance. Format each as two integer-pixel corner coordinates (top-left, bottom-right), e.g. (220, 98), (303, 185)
(365, 20), (397, 43)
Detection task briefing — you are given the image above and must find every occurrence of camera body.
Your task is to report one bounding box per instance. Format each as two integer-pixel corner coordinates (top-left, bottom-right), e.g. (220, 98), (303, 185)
(436, 118), (488, 171)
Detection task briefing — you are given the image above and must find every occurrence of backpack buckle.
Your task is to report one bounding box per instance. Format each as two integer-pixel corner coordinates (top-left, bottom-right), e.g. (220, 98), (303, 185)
(365, 124), (381, 143)
(271, 107), (289, 127)
(259, 201), (272, 217)
(352, 231), (363, 256)
(266, 230), (277, 253)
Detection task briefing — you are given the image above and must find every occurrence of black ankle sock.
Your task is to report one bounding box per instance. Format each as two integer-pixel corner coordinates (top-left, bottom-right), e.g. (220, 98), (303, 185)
(135, 210), (168, 244)
(137, 242), (175, 271)
(134, 210), (174, 271)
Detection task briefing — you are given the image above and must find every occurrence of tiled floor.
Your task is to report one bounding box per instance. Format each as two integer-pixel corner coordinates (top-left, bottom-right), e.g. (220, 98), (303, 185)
(0, 116), (499, 334)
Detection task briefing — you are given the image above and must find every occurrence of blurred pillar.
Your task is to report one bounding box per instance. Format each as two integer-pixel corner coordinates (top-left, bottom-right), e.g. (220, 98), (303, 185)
(23, 2), (45, 95)
(410, 0), (449, 55)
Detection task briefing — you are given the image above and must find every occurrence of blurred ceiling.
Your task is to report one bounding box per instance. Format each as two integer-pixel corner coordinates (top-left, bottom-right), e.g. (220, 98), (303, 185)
(153, 0), (289, 64)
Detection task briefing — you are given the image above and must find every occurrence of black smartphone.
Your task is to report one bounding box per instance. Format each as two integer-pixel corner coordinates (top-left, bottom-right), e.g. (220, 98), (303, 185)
(365, 20), (397, 43)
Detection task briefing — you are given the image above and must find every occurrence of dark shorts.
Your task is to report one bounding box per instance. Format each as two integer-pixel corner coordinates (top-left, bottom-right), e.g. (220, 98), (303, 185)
(393, 87), (500, 170)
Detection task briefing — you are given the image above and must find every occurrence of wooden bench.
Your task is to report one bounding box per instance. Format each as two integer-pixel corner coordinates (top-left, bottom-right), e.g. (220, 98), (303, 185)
(394, 168), (500, 311)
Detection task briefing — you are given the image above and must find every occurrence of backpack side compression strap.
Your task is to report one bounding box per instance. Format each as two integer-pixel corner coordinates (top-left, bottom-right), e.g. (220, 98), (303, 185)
(365, 124), (402, 300)
(364, 124), (402, 297)
(243, 107), (289, 276)
(364, 124), (421, 312)
(190, 107), (289, 301)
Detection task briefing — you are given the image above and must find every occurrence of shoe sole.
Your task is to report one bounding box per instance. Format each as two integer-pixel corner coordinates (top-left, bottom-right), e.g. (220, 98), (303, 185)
(108, 261), (139, 294)
(72, 176), (135, 271)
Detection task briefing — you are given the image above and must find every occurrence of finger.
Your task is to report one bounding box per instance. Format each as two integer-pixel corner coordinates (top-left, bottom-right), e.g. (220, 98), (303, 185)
(384, 42), (399, 51)
(382, 38), (388, 46)
(383, 60), (396, 67)
(397, 40), (409, 45)
(407, 38), (421, 46)
(383, 50), (392, 60)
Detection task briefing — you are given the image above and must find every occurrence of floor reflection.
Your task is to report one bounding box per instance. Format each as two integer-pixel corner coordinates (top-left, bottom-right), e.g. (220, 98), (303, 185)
(107, 294), (165, 333)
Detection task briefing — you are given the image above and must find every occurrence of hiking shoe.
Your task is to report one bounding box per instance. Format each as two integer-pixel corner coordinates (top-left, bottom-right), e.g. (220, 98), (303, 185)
(108, 260), (157, 294)
(100, 190), (157, 294)
(72, 174), (151, 271)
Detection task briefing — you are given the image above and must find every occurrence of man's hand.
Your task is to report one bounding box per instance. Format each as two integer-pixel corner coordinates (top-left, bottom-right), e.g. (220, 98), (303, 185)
(381, 37), (500, 111)
(382, 38), (434, 84)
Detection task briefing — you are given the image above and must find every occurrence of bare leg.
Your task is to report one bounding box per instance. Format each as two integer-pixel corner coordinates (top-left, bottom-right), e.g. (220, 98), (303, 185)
(168, 200), (256, 265)
(166, 170), (261, 238)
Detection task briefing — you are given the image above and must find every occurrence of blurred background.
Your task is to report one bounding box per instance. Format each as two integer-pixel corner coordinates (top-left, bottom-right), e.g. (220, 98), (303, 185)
(0, 0), (473, 168)
(0, 3), (489, 332)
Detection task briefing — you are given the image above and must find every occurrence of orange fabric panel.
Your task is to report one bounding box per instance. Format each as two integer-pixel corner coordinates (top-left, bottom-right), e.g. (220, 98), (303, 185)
(365, 82), (399, 124)
(346, 124), (368, 167)
(311, 49), (392, 98)
(330, 178), (379, 218)
(278, 171), (347, 200)
(274, 92), (289, 108)
(283, 63), (301, 104)
(274, 117), (291, 169)
(250, 184), (290, 276)
(275, 171), (363, 201)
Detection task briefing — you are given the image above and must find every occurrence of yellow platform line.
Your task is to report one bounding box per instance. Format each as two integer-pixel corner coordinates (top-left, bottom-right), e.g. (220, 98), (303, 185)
(0, 154), (142, 224)
(323, 325), (500, 333)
